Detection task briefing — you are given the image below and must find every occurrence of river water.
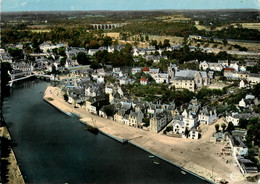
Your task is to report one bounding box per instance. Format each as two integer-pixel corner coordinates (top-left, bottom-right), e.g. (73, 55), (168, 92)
(2, 80), (207, 184)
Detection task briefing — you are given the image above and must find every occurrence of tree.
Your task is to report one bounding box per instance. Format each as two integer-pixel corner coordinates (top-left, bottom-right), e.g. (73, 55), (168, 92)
(226, 122), (234, 133)
(221, 123), (227, 132)
(145, 35), (149, 41)
(239, 118), (249, 129)
(104, 105), (116, 117)
(8, 48), (24, 60)
(32, 37), (41, 53)
(90, 61), (102, 70)
(143, 118), (150, 127)
(215, 124), (220, 132)
(63, 94), (68, 101)
(94, 50), (109, 65)
(51, 65), (57, 74)
(60, 57), (66, 67)
(247, 117), (260, 146)
(184, 128), (189, 138)
(163, 39), (170, 48)
(76, 52), (90, 65)
(222, 38), (228, 46)
(252, 83), (260, 98)
(120, 32), (129, 41)
(58, 47), (66, 56)
(140, 35), (144, 42)
(103, 36), (112, 47)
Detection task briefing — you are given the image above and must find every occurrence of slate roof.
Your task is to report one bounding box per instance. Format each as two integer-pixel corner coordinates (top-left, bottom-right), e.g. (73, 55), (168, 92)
(175, 69), (197, 78)
(230, 136), (247, 148)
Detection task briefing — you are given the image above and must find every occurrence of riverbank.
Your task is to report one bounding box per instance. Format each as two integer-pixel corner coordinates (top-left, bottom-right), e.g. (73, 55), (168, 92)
(0, 126), (25, 184)
(44, 86), (247, 184)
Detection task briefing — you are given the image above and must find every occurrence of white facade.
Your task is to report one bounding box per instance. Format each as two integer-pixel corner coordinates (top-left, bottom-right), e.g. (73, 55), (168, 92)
(230, 62), (239, 72)
(132, 67), (142, 75)
(171, 79), (195, 92)
(239, 80), (249, 89)
(198, 108), (217, 124)
(120, 78), (129, 85)
(226, 114), (240, 126)
(238, 99), (247, 108)
(85, 87), (96, 97)
(140, 78), (148, 85)
(186, 128), (200, 139)
(97, 76), (105, 84)
(230, 136), (248, 157)
(247, 74), (260, 84)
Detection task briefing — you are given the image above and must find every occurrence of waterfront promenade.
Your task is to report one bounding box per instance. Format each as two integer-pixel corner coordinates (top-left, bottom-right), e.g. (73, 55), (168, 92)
(44, 86), (246, 184)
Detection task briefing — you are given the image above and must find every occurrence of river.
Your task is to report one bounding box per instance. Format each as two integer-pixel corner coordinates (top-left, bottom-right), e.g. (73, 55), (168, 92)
(2, 80), (207, 184)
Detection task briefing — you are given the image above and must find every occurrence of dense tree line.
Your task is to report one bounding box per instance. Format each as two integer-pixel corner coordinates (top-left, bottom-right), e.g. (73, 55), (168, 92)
(93, 44), (134, 67)
(8, 48), (24, 61)
(1, 26), (113, 48)
(115, 21), (260, 40)
(115, 21), (194, 37)
(193, 26), (260, 41)
(162, 47), (233, 64)
(196, 87), (225, 105)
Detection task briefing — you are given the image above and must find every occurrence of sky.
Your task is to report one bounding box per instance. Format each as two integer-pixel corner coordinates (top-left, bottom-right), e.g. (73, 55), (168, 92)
(1, 0), (260, 12)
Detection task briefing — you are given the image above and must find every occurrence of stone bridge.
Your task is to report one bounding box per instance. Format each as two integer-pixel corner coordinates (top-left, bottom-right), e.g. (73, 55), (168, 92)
(90, 23), (127, 30)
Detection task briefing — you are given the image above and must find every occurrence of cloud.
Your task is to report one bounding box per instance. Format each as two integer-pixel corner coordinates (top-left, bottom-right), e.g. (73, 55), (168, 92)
(20, 1), (28, 7)
(5, 0), (29, 10)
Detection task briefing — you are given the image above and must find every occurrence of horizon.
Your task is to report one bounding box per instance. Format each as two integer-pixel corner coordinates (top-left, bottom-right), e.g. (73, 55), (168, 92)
(2, 8), (260, 14)
(2, 0), (260, 12)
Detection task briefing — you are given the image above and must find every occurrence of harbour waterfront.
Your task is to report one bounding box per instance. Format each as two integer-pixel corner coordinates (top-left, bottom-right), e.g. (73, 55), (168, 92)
(2, 80), (206, 183)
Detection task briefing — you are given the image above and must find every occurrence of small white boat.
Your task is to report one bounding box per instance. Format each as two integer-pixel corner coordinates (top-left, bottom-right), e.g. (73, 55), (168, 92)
(149, 155), (155, 158)
(181, 171), (186, 175)
(153, 161), (160, 165)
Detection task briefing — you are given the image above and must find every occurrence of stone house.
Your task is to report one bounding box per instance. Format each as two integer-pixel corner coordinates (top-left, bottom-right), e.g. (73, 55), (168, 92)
(226, 113), (258, 126)
(198, 107), (217, 124)
(114, 109), (127, 124)
(247, 73), (260, 84)
(229, 135), (248, 157)
(229, 61), (239, 71)
(218, 60), (229, 67)
(186, 127), (201, 139)
(194, 71), (210, 87)
(237, 157), (258, 175)
(150, 111), (172, 133)
(140, 78), (148, 85)
(224, 68), (235, 78)
(171, 77), (195, 92)
(128, 111), (144, 127)
(239, 80), (249, 89)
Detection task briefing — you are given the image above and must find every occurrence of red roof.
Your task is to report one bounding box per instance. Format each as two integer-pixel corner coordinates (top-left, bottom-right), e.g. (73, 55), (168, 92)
(242, 80), (248, 84)
(224, 68), (235, 72)
(140, 78), (148, 81)
(142, 67), (150, 72)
